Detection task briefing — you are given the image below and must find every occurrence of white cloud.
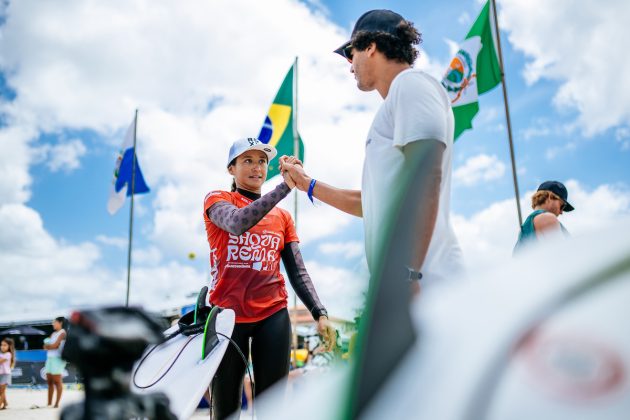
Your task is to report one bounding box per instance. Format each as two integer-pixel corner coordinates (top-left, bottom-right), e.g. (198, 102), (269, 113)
(37, 138), (87, 172)
(444, 38), (460, 58)
(0, 201), (208, 322)
(452, 180), (630, 272)
(615, 126), (630, 151)
(522, 125), (550, 141)
(318, 241), (364, 260)
(545, 141), (576, 160)
(410, 45), (450, 82)
(457, 12), (471, 25)
(95, 234), (127, 249)
(453, 154), (506, 187)
(0, 124), (36, 205)
(500, 0), (630, 136)
(299, 260), (368, 321)
(0, 0), (381, 320)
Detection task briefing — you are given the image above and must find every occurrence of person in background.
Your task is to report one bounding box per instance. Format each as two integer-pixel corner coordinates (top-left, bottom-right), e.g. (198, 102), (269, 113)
(43, 317), (67, 408)
(0, 338), (16, 409)
(514, 181), (574, 254)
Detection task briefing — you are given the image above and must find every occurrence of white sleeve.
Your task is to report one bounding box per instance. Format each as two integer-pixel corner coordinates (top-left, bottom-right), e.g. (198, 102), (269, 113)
(392, 73), (449, 148)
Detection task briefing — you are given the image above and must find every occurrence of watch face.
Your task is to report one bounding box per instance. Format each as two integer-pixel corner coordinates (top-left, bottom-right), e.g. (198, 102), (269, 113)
(408, 268), (422, 281)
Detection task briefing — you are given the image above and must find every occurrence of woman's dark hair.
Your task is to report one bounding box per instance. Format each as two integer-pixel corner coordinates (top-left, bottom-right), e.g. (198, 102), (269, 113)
(1, 337), (16, 368)
(228, 158), (237, 192)
(55, 316), (67, 330)
(351, 20), (422, 65)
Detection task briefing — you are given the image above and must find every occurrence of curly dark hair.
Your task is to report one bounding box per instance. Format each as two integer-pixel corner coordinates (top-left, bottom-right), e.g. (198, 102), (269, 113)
(351, 20), (422, 65)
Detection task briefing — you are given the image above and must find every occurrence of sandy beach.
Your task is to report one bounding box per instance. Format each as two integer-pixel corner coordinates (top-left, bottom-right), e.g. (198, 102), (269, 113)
(0, 388), (223, 419)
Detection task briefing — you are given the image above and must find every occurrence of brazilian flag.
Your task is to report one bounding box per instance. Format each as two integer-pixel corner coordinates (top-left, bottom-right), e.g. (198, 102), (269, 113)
(258, 63), (304, 179)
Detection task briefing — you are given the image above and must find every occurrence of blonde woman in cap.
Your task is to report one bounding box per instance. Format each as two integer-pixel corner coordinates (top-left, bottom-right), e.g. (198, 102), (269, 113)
(514, 181), (574, 253)
(202, 138), (335, 419)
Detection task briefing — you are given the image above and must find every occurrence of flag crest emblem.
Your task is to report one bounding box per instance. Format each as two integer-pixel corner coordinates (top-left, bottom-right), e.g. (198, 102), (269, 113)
(442, 36), (482, 106)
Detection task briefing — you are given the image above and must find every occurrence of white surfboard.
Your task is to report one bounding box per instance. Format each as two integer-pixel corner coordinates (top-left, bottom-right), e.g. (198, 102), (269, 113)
(131, 308), (235, 419)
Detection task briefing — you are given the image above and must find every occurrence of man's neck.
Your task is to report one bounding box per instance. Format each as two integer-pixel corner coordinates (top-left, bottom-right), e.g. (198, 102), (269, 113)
(375, 62), (412, 98)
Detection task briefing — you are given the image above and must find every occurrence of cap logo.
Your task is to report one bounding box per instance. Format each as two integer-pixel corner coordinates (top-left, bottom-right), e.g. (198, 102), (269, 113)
(264, 148), (271, 152)
(247, 138), (258, 146)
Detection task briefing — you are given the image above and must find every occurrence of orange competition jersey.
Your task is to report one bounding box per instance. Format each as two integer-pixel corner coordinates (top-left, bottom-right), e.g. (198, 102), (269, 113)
(203, 190), (299, 323)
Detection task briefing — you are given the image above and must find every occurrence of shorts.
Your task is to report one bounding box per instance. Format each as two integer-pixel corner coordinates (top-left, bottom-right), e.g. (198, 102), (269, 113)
(45, 356), (67, 375)
(0, 373), (11, 385)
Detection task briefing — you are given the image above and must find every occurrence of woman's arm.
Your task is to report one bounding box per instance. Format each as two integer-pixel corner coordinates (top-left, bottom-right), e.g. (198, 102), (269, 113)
(281, 242), (337, 349)
(207, 182), (291, 236)
(43, 331), (66, 350)
(280, 242), (327, 320)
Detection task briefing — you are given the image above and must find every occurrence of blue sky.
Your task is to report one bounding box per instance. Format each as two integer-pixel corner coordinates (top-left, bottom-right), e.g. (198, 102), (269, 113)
(1, 0), (628, 322)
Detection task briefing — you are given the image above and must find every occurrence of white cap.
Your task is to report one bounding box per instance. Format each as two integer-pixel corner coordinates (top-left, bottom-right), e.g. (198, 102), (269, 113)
(227, 137), (277, 167)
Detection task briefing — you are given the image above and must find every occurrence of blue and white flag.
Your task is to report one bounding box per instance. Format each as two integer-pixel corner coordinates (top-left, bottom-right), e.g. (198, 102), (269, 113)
(107, 117), (150, 215)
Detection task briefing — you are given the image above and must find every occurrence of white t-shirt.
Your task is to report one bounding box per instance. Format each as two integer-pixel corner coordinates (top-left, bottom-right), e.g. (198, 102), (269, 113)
(361, 68), (464, 284)
(47, 329), (66, 358)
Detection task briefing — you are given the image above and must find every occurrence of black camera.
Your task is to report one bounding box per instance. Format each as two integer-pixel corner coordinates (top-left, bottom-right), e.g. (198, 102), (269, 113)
(60, 306), (176, 420)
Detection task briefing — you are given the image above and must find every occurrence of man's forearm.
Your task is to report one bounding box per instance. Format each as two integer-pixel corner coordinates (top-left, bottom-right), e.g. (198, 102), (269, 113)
(282, 161), (363, 217)
(403, 140), (445, 272)
(311, 181), (362, 217)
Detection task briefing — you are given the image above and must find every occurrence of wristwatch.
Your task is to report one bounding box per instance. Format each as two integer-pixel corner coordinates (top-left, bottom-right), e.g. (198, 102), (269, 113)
(407, 267), (423, 282)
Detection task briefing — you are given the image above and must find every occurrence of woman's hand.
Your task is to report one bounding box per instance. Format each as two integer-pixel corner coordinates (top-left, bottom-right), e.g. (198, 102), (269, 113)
(317, 316), (337, 352)
(280, 155), (303, 190)
(279, 155), (303, 169)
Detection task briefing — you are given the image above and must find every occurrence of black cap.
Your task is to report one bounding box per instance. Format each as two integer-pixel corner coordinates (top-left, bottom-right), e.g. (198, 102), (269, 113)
(334, 10), (405, 57)
(537, 181), (575, 212)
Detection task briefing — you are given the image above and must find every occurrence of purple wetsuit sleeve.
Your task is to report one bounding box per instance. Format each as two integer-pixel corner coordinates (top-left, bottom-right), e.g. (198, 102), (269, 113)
(206, 182), (291, 236)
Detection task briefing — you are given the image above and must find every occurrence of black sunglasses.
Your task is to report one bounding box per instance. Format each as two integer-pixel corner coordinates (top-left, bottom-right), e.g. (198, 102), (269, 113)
(552, 195), (567, 211)
(342, 44), (354, 62)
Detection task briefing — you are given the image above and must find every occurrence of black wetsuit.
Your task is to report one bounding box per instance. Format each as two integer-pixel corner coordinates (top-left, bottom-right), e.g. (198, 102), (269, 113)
(207, 186), (327, 419)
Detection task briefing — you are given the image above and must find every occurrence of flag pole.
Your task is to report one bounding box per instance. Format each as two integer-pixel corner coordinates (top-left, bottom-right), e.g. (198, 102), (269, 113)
(125, 109), (139, 307)
(490, 0), (523, 227)
(291, 56), (299, 366)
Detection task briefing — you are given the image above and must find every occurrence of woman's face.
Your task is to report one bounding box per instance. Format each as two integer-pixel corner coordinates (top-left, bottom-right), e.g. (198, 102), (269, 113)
(228, 150), (268, 193)
(544, 194), (565, 216)
(52, 320), (62, 331)
(0, 341), (8, 352)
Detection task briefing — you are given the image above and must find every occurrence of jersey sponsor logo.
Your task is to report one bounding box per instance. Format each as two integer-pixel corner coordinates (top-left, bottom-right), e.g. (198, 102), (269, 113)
(226, 231), (281, 271)
(204, 191), (222, 201)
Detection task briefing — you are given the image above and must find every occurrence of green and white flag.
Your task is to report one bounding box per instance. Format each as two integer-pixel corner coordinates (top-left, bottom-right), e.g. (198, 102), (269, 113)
(442, 0), (502, 139)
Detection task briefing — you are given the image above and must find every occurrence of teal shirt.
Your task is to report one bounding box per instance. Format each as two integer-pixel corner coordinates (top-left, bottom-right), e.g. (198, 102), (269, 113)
(513, 210), (568, 254)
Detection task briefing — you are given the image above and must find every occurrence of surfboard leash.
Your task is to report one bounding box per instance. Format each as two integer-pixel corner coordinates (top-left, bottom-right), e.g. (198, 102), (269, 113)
(132, 332), (198, 389)
(212, 331), (255, 420)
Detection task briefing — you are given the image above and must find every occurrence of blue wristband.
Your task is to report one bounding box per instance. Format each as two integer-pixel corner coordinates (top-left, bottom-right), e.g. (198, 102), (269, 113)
(307, 179), (317, 203)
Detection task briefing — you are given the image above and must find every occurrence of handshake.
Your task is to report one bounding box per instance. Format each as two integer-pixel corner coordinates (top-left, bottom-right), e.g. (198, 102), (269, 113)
(279, 155), (311, 191)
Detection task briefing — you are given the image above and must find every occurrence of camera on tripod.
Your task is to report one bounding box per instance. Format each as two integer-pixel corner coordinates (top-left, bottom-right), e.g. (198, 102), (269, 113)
(60, 306), (177, 420)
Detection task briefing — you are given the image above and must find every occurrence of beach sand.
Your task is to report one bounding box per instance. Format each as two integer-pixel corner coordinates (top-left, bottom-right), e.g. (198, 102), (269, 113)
(0, 388), (225, 419)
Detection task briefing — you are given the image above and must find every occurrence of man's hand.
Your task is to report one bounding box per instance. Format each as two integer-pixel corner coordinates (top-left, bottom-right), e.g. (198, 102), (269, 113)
(279, 155), (304, 189)
(281, 162), (311, 192)
(317, 316), (337, 352)
(279, 155), (303, 169)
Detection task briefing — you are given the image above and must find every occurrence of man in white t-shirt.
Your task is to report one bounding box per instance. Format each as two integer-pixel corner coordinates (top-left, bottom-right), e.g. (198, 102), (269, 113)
(281, 9), (463, 290)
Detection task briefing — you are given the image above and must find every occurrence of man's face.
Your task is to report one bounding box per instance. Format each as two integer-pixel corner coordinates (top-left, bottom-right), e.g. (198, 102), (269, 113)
(548, 194), (566, 216)
(349, 43), (377, 92)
